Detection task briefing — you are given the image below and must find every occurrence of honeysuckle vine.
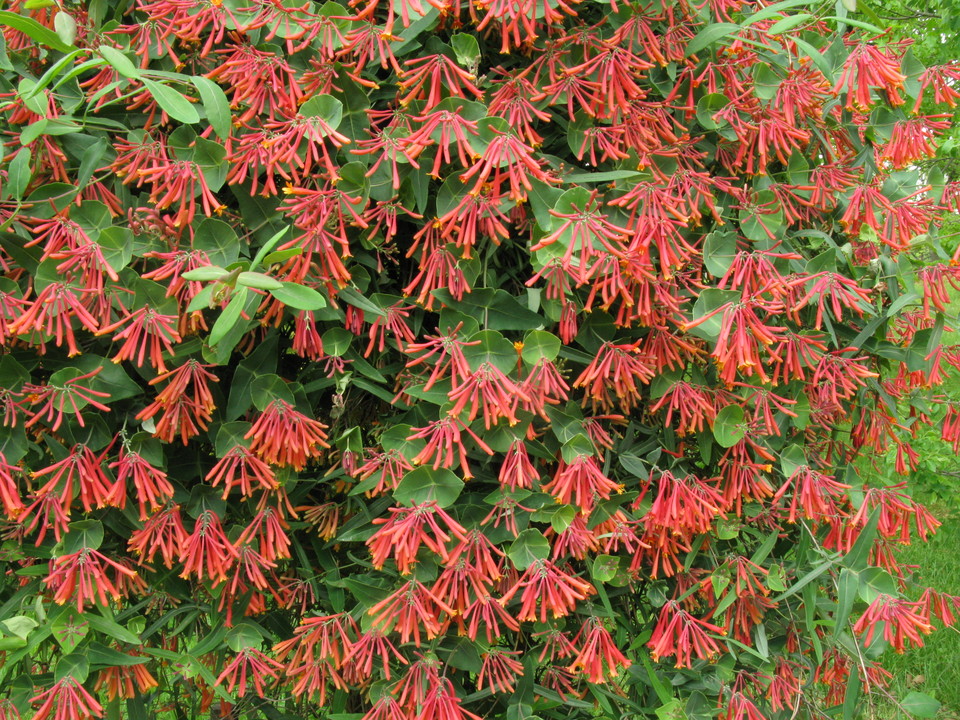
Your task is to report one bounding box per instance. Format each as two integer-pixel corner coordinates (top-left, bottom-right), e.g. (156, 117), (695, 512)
(0, 1), (959, 720)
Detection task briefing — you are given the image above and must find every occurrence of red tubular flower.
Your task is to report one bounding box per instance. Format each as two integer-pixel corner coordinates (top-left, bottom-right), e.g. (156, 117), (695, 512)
(499, 559), (594, 622)
(207, 44), (303, 123)
(96, 306), (182, 372)
(408, 415), (494, 479)
(361, 696), (407, 720)
(136, 360), (219, 445)
(21, 367), (111, 432)
(477, 649), (524, 694)
(771, 465), (851, 524)
(646, 470), (724, 536)
(519, 358), (569, 419)
(649, 381), (717, 436)
(44, 547), (140, 612)
(0, 454), (23, 519)
(462, 593), (521, 642)
(418, 678), (484, 720)
(30, 678), (103, 720)
(853, 594), (933, 652)
(179, 510), (239, 583)
(235, 505), (293, 562)
(647, 601), (726, 668)
(344, 630), (408, 681)
(216, 647), (285, 698)
(367, 501), (467, 574)
(136, 159), (226, 228)
(834, 40), (907, 110)
(206, 445), (278, 500)
(32, 444), (114, 514)
(448, 361), (528, 429)
(94, 659), (159, 701)
(542, 455), (621, 514)
(567, 617), (631, 683)
(572, 341), (655, 414)
(245, 399), (330, 470)
(367, 578), (456, 645)
(498, 440), (539, 491)
(8, 282), (100, 356)
(274, 613), (358, 670)
(398, 54), (484, 108)
(459, 128), (557, 202)
(107, 445), (175, 519)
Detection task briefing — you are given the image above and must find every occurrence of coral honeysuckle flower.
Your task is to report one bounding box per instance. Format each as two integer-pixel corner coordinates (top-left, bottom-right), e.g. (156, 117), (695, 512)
(477, 649), (524, 694)
(108, 445), (175, 519)
(96, 305), (182, 372)
(44, 547), (139, 612)
(94, 659), (159, 701)
(367, 578), (456, 645)
(179, 509), (239, 583)
(30, 678), (103, 720)
(366, 501), (467, 574)
(541, 455), (621, 513)
(215, 647), (285, 698)
(21, 367), (111, 432)
(567, 617), (631, 683)
(499, 559), (594, 622)
(647, 601), (726, 668)
(244, 399), (330, 470)
(853, 594), (933, 653)
(206, 445), (278, 500)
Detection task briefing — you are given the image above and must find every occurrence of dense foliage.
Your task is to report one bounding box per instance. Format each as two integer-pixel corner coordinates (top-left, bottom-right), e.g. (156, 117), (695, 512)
(1, 1), (960, 720)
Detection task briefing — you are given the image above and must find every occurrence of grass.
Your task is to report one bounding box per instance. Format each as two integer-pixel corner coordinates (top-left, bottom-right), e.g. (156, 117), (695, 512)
(870, 505), (960, 719)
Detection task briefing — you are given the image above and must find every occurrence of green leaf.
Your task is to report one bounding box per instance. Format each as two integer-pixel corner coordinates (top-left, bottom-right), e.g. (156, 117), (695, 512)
(901, 692), (941, 718)
(592, 554), (619, 582)
(766, 13), (813, 33)
(450, 33), (480, 67)
(712, 404), (746, 448)
(322, 327), (353, 357)
(182, 266), (230, 282)
(262, 247), (303, 266)
(191, 76), (232, 141)
(61, 520), (104, 554)
(55, 653), (89, 683)
(270, 282), (328, 311)
(142, 78), (200, 124)
(685, 22), (739, 56)
(300, 94), (344, 130)
(0, 10), (75, 51)
(703, 230), (737, 277)
(521, 330), (561, 364)
(0, 616), (37, 641)
(88, 642), (150, 668)
(237, 272), (283, 291)
(338, 286), (384, 317)
(250, 374), (296, 411)
(85, 614), (141, 645)
(209, 287), (250, 346)
(225, 622), (263, 652)
(98, 45), (139, 79)
(393, 467), (464, 508)
(462, 330), (517, 374)
(833, 568), (858, 640)
(431, 288), (543, 331)
(7, 147), (31, 200)
(50, 609), (88, 653)
(508, 529), (550, 570)
(562, 170), (643, 184)
(194, 219), (241, 267)
(53, 11), (76, 45)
